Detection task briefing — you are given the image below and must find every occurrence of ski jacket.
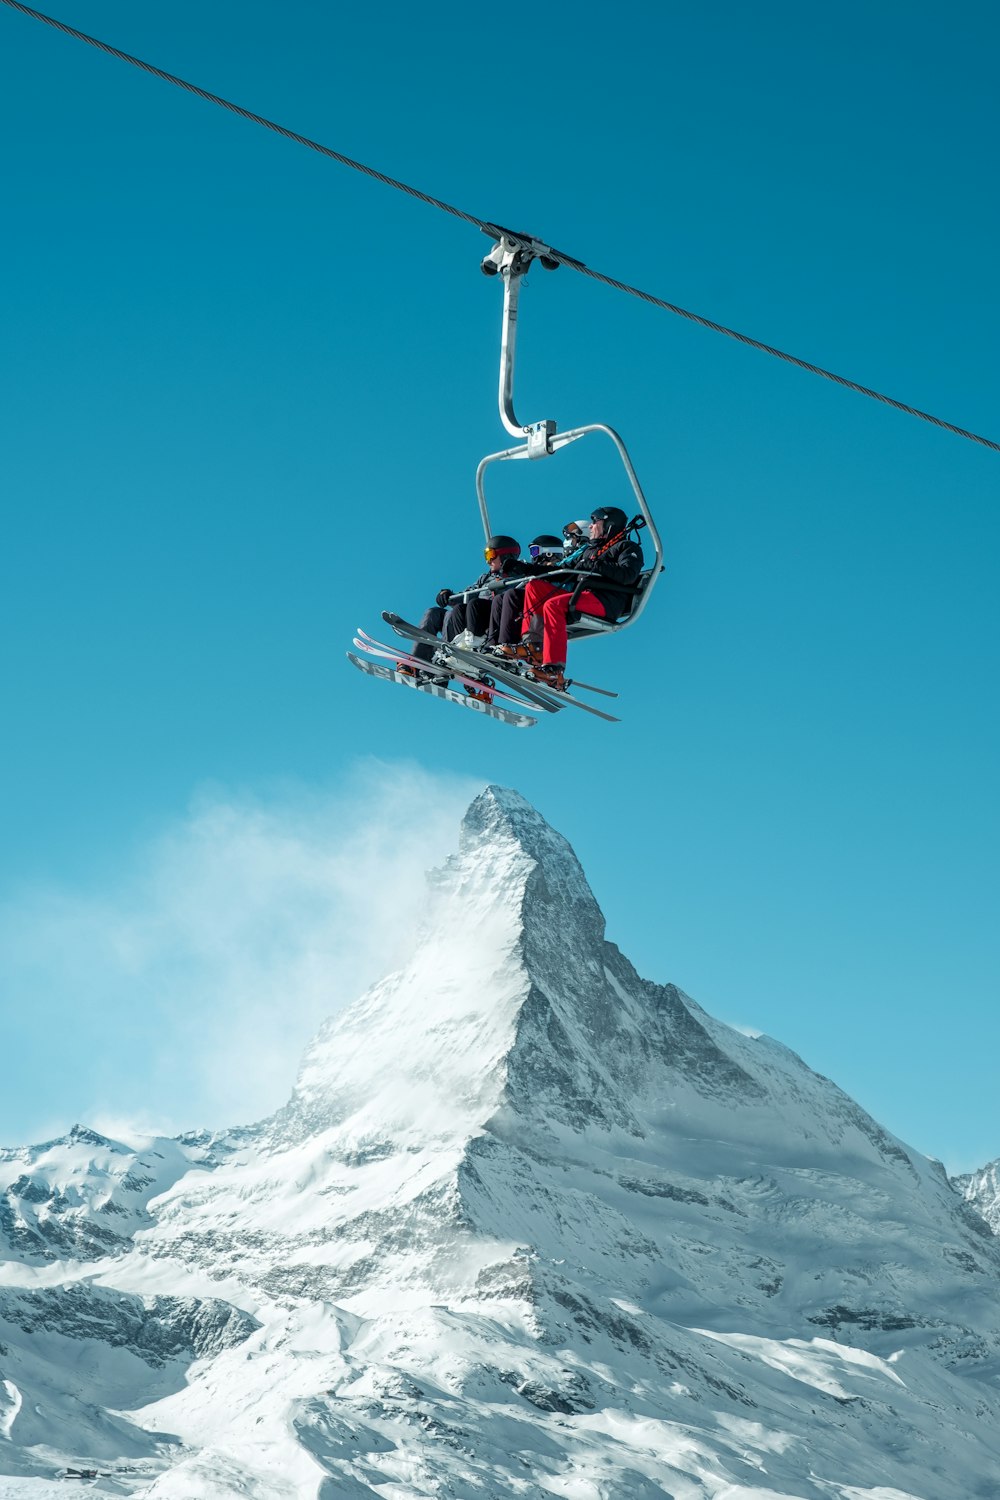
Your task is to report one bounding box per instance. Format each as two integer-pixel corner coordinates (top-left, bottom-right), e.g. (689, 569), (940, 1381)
(460, 558), (530, 595)
(574, 534), (644, 618)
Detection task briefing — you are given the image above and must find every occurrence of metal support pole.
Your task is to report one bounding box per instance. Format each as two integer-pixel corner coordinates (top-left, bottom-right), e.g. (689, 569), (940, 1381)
(483, 234), (557, 449)
(498, 259), (524, 438)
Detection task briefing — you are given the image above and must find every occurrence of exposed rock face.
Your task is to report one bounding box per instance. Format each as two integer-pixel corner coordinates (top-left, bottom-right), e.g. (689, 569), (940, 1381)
(0, 1283), (258, 1366)
(1, 786), (998, 1498)
(955, 1156), (1000, 1234)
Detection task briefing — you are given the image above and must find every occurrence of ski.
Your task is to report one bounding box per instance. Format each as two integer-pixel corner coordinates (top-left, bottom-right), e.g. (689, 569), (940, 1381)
(561, 675), (618, 700)
(380, 614), (621, 724)
(347, 653), (537, 728)
(352, 633), (554, 715)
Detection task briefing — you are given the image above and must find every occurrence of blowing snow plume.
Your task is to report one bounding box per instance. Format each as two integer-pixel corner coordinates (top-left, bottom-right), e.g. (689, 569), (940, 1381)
(1, 786), (999, 1498)
(0, 763), (481, 1140)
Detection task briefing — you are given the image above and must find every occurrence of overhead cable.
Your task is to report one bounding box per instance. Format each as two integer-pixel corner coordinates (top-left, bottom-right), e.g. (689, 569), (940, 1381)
(2, 0), (997, 456)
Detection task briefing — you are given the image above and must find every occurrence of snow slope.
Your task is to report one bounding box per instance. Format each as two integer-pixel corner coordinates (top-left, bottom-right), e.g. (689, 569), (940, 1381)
(1, 786), (998, 1497)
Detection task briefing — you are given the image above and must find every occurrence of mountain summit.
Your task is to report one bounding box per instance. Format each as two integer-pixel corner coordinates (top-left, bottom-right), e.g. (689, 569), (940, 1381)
(1, 786), (999, 1497)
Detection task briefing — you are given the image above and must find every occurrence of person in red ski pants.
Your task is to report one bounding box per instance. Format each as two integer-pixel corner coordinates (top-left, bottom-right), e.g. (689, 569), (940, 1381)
(521, 580), (607, 676)
(520, 506), (643, 690)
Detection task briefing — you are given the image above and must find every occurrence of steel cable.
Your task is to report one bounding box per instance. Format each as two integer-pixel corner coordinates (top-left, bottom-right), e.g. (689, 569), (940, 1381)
(557, 259), (1000, 452)
(0, 0), (499, 234)
(2, 0), (997, 456)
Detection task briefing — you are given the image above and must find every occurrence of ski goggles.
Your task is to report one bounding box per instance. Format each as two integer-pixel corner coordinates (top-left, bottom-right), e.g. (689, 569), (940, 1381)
(484, 546), (516, 561)
(528, 544), (562, 559)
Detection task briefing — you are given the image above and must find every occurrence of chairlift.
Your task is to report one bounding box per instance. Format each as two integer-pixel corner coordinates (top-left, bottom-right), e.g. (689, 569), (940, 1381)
(351, 230), (663, 725)
(477, 230), (664, 641)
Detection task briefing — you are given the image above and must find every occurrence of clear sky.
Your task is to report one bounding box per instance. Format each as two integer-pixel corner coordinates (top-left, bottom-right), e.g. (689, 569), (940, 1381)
(1, 0), (997, 1171)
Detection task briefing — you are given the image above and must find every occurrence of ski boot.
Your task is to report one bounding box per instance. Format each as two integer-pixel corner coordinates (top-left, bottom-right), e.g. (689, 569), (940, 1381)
(498, 640), (541, 665)
(451, 629), (486, 651)
(531, 662), (566, 692)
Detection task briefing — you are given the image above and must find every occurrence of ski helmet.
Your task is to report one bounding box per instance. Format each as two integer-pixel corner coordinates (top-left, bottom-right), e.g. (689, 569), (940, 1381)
(589, 506), (628, 539)
(528, 534), (563, 560)
(484, 534), (521, 562)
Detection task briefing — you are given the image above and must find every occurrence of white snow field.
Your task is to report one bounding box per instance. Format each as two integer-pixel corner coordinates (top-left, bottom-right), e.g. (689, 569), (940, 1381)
(1, 786), (998, 1497)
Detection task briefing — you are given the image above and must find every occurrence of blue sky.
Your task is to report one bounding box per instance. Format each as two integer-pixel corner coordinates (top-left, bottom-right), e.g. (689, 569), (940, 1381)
(1, 0), (997, 1170)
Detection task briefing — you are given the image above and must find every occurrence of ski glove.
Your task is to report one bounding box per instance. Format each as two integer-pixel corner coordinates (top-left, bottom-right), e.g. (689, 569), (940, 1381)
(436, 588), (454, 608)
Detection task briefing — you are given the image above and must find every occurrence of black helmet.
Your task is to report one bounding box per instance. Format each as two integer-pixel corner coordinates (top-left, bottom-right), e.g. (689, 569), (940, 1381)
(484, 534), (521, 561)
(528, 534), (563, 560)
(590, 506), (628, 539)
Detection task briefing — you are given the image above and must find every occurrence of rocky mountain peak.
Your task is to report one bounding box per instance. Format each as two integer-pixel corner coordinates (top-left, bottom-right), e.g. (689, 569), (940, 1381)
(956, 1156), (1000, 1234)
(280, 784), (731, 1171)
(67, 1123), (118, 1149)
(272, 790), (526, 1146)
(451, 783), (607, 944)
(460, 783), (589, 880)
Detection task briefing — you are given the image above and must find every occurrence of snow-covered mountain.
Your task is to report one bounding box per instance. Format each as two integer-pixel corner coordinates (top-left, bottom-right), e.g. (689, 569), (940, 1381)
(956, 1158), (1000, 1236)
(0, 1124), (246, 1266)
(1, 785), (998, 1498)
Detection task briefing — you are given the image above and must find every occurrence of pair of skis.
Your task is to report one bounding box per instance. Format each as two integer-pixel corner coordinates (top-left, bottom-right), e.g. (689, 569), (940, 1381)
(382, 613), (621, 722)
(347, 613), (620, 727)
(348, 632), (537, 728)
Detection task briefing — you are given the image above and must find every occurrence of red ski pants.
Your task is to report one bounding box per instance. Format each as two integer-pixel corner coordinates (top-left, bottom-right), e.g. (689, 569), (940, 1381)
(522, 579), (606, 664)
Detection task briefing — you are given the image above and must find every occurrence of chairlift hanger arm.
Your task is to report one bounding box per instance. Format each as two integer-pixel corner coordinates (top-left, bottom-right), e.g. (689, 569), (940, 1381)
(480, 229), (573, 444)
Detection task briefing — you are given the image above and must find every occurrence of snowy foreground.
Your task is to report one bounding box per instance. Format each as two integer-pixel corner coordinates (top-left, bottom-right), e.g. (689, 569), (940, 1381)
(1, 787), (999, 1498)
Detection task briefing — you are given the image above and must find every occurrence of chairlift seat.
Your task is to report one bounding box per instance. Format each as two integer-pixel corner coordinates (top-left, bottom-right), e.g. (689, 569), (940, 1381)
(565, 567), (655, 639)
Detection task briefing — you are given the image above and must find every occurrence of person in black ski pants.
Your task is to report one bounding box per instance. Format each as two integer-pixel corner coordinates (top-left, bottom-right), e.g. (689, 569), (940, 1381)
(405, 536), (525, 666)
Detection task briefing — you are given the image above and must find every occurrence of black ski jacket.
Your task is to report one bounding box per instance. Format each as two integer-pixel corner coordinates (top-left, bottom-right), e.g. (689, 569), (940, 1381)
(458, 557), (530, 596)
(574, 534), (644, 618)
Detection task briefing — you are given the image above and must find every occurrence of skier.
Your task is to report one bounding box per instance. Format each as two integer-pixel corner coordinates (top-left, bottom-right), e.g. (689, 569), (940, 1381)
(489, 534), (565, 654)
(517, 507), (644, 690)
(403, 535), (525, 668)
